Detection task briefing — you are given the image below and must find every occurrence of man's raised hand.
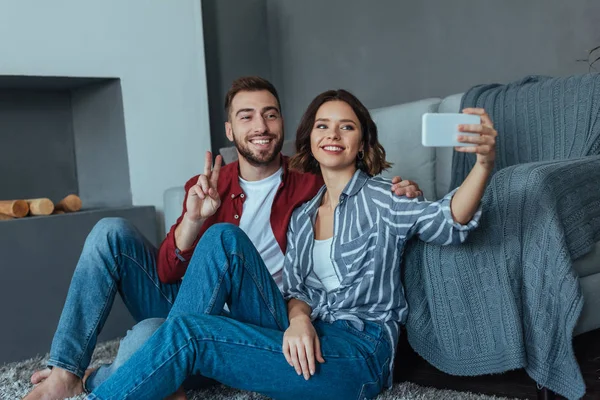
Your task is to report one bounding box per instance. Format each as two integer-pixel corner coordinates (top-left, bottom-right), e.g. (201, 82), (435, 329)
(185, 151), (222, 223)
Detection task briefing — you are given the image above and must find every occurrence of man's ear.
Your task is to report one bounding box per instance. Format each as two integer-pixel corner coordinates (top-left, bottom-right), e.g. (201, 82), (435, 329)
(225, 121), (234, 142)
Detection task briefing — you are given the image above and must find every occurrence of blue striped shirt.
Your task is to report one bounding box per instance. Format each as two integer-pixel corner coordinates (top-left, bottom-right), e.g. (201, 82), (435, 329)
(282, 169), (481, 386)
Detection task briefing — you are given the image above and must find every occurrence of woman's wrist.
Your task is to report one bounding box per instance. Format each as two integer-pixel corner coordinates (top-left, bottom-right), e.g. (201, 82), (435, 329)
(476, 159), (495, 173)
(289, 314), (311, 324)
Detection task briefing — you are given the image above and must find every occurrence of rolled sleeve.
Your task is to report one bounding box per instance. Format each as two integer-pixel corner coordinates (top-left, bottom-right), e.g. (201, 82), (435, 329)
(283, 289), (312, 305)
(403, 188), (482, 245)
(439, 188), (482, 232)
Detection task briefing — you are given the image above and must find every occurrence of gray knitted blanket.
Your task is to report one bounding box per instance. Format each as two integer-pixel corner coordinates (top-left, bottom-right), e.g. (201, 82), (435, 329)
(403, 74), (600, 400)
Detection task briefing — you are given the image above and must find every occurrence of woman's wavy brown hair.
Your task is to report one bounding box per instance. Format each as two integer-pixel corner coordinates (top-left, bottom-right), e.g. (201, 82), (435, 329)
(289, 89), (392, 176)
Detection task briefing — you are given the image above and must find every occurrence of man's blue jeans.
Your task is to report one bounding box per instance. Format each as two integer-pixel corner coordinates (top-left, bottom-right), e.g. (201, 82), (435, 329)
(48, 217), (180, 378)
(87, 224), (392, 400)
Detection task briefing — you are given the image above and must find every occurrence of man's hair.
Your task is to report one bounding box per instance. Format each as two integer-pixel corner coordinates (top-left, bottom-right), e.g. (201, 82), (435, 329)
(289, 89), (392, 176)
(224, 76), (281, 120)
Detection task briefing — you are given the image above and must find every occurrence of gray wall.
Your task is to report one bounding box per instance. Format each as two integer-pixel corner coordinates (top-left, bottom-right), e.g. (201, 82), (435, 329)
(0, 89), (78, 202)
(0, 0), (213, 215)
(204, 0), (600, 142)
(202, 0), (272, 153)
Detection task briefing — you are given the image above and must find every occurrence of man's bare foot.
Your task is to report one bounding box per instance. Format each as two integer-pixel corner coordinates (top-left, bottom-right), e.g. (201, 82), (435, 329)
(31, 367), (95, 387)
(22, 367), (83, 400)
(30, 368), (51, 385)
(164, 387), (187, 400)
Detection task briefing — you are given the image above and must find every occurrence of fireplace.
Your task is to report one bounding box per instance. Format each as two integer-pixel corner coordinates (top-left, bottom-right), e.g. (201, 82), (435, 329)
(0, 75), (158, 364)
(0, 75), (131, 208)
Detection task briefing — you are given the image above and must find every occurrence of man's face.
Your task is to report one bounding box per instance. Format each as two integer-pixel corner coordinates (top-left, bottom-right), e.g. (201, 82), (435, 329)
(226, 90), (284, 166)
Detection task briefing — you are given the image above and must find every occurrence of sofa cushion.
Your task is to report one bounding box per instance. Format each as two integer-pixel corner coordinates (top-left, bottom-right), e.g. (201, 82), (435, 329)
(163, 186), (186, 231)
(370, 98), (441, 200)
(437, 92), (463, 113)
(435, 93), (464, 198)
(218, 145), (238, 165)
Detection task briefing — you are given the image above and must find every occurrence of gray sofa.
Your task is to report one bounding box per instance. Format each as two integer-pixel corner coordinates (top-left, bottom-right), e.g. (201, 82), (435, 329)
(163, 92), (600, 338)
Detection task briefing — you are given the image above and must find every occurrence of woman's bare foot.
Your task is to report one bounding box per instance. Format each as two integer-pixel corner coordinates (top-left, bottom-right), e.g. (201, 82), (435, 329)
(22, 367), (83, 400)
(81, 367), (97, 390)
(164, 387), (187, 400)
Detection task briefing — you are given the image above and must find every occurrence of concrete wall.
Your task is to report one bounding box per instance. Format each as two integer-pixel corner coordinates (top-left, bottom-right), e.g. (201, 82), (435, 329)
(264, 0), (600, 135)
(0, 0), (211, 223)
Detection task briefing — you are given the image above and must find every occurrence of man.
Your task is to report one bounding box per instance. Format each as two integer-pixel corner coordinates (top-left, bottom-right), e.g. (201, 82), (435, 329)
(24, 76), (422, 400)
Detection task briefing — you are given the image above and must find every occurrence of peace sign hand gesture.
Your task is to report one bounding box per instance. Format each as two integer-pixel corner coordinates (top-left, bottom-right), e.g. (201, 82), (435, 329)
(185, 151), (223, 222)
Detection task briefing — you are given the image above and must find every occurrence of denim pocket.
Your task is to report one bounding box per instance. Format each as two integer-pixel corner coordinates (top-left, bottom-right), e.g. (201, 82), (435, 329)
(342, 320), (383, 348)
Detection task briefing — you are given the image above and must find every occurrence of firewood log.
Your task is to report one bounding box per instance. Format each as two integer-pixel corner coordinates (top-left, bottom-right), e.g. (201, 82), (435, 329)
(26, 198), (54, 216)
(54, 194), (82, 213)
(0, 200), (29, 217)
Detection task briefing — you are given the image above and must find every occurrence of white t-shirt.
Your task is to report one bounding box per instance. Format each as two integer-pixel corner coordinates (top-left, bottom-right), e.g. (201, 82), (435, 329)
(311, 237), (341, 292)
(238, 167), (285, 290)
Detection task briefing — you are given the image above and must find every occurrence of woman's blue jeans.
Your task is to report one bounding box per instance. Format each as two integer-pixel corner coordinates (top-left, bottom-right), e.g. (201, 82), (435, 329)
(86, 224), (392, 400)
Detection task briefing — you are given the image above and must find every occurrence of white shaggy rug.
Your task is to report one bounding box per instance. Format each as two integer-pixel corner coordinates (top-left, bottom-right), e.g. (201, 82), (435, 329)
(0, 340), (520, 400)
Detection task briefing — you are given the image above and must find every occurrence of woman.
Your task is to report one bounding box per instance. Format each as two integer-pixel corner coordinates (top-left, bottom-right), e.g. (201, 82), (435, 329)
(86, 90), (495, 400)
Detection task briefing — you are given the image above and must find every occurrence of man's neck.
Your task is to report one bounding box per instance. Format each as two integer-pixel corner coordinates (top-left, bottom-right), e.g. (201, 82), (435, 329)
(320, 167), (356, 210)
(238, 155), (283, 181)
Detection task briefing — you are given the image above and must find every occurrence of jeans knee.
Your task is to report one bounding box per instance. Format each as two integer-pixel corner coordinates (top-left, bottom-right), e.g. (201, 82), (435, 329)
(165, 315), (195, 339)
(193, 223), (248, 258)
(203, 223), (242, 241)
(125, 318), (165, 343)
(116, 318), (166, 364)
(77, 217), (141, 276)
(87, 217), (135, 244)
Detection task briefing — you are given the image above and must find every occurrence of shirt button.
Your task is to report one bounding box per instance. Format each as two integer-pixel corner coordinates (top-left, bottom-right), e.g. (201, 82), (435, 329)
(240, 194), (245, 198)
(234, 214), (239, 219)
(231, 194), (235, 199)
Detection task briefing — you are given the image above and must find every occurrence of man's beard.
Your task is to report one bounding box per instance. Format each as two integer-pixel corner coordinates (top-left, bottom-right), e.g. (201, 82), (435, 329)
(232, 131), (284, 166)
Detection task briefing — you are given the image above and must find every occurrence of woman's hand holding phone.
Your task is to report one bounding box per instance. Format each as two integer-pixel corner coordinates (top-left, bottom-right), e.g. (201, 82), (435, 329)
(456, 108), (497, 171)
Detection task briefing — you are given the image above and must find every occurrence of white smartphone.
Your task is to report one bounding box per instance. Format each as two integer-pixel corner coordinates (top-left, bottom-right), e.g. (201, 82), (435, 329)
(422, 113), (480, 147)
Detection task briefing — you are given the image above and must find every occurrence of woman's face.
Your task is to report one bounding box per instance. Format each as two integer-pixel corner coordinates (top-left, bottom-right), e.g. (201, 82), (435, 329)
(310, 100), (363, 174)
